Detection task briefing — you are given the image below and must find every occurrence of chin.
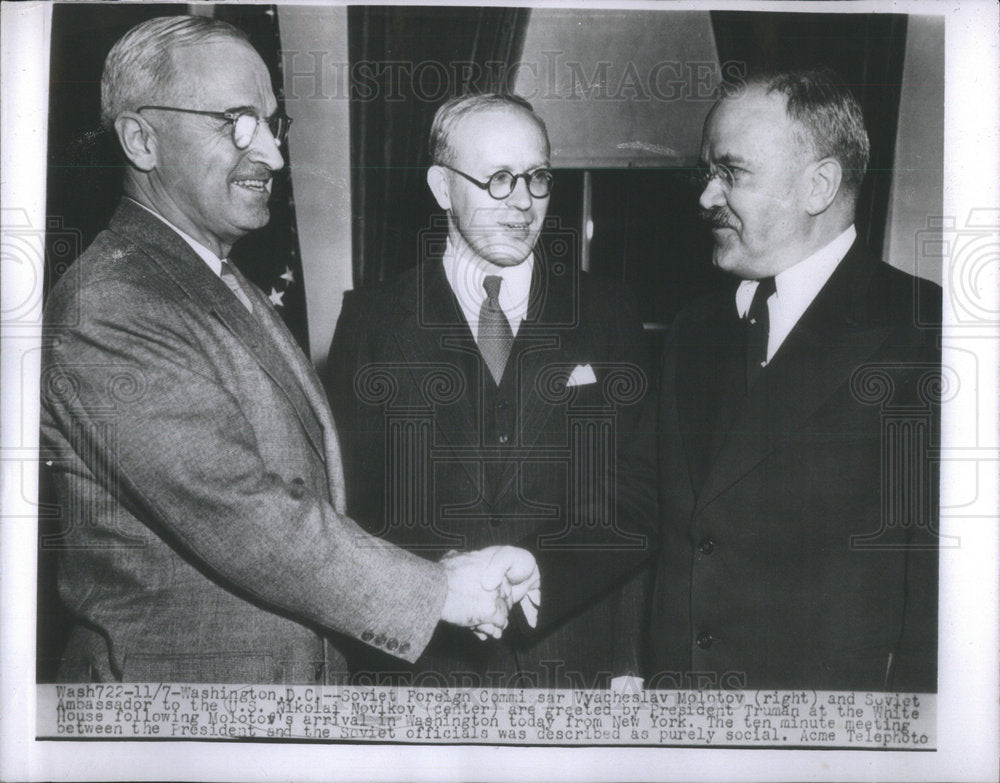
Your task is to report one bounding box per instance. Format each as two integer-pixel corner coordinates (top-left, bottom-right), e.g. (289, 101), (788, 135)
(711, 245), (745, 275)
(238, 208), (272, 233)
(485, 251), (531, 268)
(476, 240), (533, 267)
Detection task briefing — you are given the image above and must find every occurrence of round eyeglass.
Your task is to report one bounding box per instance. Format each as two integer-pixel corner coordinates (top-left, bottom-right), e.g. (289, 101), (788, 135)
(137, 105), (292, 150)
(691, 163), (737, 191)
(441, 164), (553, 200)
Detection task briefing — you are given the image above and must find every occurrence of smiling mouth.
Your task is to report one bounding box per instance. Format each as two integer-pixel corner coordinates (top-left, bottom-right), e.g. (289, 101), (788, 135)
(233, 178), (272, 193)
(499, 221), (531, 230)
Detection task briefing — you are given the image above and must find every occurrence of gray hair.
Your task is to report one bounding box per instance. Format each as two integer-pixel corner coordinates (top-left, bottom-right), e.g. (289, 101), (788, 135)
(100, 15), (249, 130)
(722, 67), (871, 195)
(428, 93), (549, 166)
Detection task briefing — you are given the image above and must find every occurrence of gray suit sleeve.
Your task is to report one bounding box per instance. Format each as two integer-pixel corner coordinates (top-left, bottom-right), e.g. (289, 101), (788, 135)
(43, 278), (446, 663)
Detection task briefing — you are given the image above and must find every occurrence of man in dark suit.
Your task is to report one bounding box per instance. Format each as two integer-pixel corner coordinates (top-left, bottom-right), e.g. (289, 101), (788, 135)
(326, 94), (658, 688)
(651, 68), (939, 691)
(40, 16), (538, 684)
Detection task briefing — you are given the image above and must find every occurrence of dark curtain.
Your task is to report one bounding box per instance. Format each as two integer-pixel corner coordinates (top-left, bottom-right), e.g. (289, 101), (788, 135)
(710, 11), (909, 256)
(38, 3), (306, 681)
(44, 3), (309, 352)
(348, 6), (531, 287)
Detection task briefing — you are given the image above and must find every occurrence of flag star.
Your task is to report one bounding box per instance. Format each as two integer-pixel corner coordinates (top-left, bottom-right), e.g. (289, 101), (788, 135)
(268, 287), (285, 307)
(280, 266), (295, 284)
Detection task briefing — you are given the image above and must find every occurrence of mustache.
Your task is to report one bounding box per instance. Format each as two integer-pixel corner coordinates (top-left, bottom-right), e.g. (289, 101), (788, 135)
(699, 207), (737, 230)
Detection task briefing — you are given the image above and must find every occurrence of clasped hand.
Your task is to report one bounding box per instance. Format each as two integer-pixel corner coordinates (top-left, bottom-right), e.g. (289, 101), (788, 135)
(440, 546), (541, 640)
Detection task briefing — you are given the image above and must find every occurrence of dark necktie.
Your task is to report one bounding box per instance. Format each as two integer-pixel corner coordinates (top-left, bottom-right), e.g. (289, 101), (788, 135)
(478, 275), (514, 384)
(745, 276), (775, 391)
(220, 260), (254, 313)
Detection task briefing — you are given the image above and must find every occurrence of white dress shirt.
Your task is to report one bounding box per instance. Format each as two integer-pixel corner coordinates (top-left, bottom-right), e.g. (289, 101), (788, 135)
(128, 197), (226, 276)
(735, 224), (857, 362)
(441, 239), (534, 342)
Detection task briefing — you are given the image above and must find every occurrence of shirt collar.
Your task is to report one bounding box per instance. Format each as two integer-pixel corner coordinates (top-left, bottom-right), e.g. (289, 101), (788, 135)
(736, 224), (856, 318)
(127, 197), (226, 277)
(441, 238), (535, 331)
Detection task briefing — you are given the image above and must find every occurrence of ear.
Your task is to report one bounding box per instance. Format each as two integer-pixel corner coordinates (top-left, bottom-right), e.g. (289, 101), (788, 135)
(114, 112), (158, 172)
(804, 157), (842, 215)
(426, 165), (452, 211)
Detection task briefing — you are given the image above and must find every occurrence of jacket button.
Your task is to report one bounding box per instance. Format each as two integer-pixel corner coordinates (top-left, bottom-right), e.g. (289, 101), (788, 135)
(498, 434), (508, 444)
(361, 630), (374, 642)
(696, 632), (715, 650)
(291, 477), (306, 484)
(698, 537), (717, 555)
(398, 642), (410, 655)
(374, 634), (386, 646)
(289, 477), (307, 499)
(490, 516), (502, 527)
(386, 638), (398, 651)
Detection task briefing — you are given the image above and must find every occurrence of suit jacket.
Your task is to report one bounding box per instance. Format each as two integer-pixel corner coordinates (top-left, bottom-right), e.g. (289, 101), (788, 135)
(651, 240), (940, 691)
(325, 256), (658, 687)
(40, 200), (446, 683)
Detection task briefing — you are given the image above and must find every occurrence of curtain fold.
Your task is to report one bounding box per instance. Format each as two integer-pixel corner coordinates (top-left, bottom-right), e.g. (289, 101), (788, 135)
(348, 7), (531, 287)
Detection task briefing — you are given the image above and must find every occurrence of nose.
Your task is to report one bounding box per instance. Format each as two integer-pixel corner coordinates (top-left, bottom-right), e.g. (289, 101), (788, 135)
(699, 175), (725, 211)
(249, 120), (285, 172)
(504, 175), (533, 210)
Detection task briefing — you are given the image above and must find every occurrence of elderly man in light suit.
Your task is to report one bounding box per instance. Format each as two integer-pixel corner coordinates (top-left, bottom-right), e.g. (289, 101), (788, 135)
(41, 15), (537, 684)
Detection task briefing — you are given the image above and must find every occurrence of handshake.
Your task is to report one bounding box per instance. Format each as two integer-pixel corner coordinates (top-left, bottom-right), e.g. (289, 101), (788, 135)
(439, 546), (541, 640)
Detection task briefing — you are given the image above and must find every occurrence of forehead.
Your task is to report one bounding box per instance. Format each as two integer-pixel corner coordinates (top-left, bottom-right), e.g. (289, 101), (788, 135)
(449, 107), (549, 170)
(702, 88), (797, 161)
(168, 39), (276, 112)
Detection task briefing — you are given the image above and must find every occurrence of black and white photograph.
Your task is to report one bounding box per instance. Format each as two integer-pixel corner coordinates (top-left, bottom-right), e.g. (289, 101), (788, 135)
(1, 1), (997, 781)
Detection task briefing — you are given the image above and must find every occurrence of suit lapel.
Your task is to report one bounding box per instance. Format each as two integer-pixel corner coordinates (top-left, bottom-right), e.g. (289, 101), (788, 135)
(515, 261), (573, 450)
(393, 260), (483, 460)
(486, 263), (574, 503)
(676, 289), (746, 498)
(110, 201), (326, 461)
(695, 242), (894, 513)
(391, 259), (574, 504)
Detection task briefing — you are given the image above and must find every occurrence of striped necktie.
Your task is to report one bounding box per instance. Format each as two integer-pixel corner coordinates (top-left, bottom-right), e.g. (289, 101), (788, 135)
(478, 275), (514, 385)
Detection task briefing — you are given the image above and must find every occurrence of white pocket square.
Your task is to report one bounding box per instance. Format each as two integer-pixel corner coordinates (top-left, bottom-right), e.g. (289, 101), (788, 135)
(566, 364), (597, 387)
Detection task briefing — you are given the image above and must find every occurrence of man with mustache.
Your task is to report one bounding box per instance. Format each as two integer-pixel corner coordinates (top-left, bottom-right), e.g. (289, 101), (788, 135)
(41, 16), (537, 684)
(650, 68), (940, 691)
(326, 93), (658, 687)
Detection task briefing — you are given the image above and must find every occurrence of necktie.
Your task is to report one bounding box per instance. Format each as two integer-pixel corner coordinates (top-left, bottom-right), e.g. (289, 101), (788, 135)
(478, 275), (514, 384)
(745, 276), (775, 390)
(220, 260), (254, 313)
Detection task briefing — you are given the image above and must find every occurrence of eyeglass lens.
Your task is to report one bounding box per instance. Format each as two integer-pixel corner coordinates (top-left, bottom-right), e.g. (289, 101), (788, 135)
(691, 164), (734, 191)
(232, 112), (290, 149)
(487, 170), (553, 199)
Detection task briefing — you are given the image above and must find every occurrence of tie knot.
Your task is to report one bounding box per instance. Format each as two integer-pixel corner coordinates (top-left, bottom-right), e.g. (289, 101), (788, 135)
(483, 275), (503, 303)
(219, 260), (253, 312)
(747, 276), (775, 320)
